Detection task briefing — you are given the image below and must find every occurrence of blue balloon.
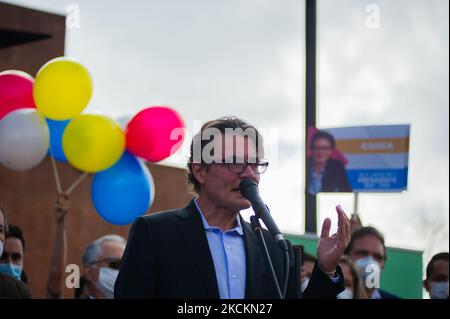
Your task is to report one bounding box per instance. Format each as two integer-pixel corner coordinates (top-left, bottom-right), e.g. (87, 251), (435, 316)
(91, 152), (154, 225)
(47, 118), (70, 162)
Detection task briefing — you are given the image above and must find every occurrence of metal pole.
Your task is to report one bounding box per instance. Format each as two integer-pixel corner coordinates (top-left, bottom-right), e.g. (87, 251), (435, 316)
(305, 0), (317, 234)
(354, 192), (359, 215)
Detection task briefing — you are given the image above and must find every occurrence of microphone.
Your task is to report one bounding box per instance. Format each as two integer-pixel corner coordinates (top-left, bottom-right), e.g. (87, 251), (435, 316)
(239, 178), (288, 251)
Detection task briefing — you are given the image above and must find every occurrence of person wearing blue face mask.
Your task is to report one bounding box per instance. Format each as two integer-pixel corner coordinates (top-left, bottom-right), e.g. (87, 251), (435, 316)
(0, 225), (26, 283)
(423, 252), (449, 299)
(0, 207), (32, 299)
(344, 226), (400, 299)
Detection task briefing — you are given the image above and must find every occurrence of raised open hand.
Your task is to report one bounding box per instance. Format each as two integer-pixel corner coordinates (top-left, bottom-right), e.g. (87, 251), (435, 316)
(317, 205), (351, 274)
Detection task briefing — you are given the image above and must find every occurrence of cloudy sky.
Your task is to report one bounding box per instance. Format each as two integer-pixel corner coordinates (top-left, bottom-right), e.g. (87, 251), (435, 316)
(3, 0), (449, 262)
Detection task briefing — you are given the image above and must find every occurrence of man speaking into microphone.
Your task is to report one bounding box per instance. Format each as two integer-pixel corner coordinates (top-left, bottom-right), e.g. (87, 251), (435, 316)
(115, 117), (350, 299)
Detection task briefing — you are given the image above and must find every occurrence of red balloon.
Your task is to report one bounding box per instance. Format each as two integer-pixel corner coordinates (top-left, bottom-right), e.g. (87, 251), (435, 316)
(126, 106), (185, 162)
(0, 70), (36, 120)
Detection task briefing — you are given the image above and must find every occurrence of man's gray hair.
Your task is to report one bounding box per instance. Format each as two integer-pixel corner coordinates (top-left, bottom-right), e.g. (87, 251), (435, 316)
(82, 234), (127, 265)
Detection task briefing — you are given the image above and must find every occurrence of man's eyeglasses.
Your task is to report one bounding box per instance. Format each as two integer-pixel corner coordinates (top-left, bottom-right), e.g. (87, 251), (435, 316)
(88, 257), (122, 270)
(213, 160), (269, 174)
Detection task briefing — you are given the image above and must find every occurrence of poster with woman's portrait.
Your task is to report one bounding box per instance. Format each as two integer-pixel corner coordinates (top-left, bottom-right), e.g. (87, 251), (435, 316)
(307, 125), (410, 195)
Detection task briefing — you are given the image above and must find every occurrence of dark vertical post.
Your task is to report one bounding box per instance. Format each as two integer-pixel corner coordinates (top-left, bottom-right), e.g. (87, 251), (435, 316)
(305, 0), (317, 234)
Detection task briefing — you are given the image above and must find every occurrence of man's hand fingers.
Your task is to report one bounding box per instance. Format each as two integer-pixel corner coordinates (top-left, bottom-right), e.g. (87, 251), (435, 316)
(320, 218), (331, 239)
(336, 205), (350, 245)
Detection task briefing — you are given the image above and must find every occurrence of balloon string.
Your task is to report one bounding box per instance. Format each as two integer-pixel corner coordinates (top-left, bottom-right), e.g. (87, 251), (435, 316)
(65, 172), (88, 196)
(49, 147), (63, 194)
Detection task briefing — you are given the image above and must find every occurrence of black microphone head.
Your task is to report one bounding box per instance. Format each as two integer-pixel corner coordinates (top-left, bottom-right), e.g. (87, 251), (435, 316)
(239, 178), (259, 200)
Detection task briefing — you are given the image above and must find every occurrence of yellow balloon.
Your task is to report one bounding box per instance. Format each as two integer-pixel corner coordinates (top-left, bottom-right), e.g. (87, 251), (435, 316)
(34, 57), (93, 120)
(62, 114), (125, 172)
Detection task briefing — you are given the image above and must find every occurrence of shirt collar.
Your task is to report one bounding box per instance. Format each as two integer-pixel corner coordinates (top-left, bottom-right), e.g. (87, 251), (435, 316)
(194, 197), (244, 236)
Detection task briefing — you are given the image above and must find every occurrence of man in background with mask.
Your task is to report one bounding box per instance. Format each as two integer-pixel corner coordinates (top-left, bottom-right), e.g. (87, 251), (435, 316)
(423, 252), (449, 299)
(0, 225), (26, 283)
(344, 226), (400, 299)
(83, 235), (126, 299)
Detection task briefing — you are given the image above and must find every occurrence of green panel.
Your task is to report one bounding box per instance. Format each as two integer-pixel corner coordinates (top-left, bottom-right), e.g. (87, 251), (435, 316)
(380, 247), (423, 299)
(285, 234), (423, 299)
(286, 234), (319, 257)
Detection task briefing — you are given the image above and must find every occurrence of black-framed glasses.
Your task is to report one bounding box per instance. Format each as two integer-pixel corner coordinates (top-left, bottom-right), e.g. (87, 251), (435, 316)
(216, 160), (269, 174)
(88, 257), (122, 270)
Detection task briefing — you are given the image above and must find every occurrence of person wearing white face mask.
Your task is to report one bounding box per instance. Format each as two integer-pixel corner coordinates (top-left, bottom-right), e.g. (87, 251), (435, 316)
(423, 252), (449, 299)
(344, 226), (400, 299)
(337, 256), (367, 299)
(83, 235), (126, 299)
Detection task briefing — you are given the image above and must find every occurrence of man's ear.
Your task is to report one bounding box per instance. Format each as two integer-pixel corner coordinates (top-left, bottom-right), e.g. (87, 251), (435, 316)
(192, 163), (207, 185)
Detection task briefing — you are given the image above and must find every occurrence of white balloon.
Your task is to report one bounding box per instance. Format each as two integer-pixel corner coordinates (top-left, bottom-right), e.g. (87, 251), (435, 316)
(0, 109), (49, 170)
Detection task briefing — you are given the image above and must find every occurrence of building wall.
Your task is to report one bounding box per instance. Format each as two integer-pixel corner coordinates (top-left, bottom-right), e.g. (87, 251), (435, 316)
(0, 2), (65, 76)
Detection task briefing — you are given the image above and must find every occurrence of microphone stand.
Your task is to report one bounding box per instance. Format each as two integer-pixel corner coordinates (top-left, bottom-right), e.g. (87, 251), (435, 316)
(250, 216), (283, 299)
(292, 245), (303, 298)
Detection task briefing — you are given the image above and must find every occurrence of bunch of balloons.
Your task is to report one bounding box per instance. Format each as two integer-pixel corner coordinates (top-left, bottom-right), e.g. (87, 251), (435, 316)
(0, 57), (185, 225)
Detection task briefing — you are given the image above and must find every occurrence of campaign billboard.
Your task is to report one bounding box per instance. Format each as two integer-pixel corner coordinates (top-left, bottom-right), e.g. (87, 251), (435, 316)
(307, 125), (410, 194)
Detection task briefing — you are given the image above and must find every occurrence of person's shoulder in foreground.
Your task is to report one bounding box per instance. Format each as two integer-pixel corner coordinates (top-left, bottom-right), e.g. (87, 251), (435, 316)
(0, 273), (31, 299)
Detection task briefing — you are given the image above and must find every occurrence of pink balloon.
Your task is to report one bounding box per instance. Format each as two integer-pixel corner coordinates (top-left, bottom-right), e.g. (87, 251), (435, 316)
(0, 70), (36, 120)
(126, 106), (185, 162)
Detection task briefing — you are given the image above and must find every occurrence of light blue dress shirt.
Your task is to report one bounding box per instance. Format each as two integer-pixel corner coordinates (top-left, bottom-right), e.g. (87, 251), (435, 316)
(194, 198), (246, 299)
